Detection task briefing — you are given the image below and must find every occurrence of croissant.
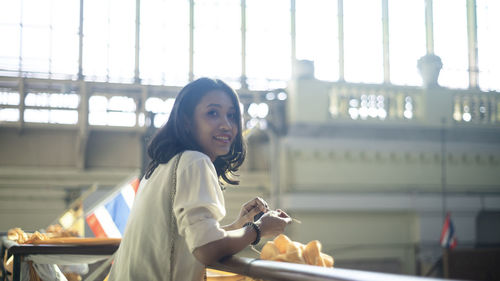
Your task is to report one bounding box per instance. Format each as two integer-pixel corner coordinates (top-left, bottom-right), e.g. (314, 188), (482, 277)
(260, 234), (334, 267)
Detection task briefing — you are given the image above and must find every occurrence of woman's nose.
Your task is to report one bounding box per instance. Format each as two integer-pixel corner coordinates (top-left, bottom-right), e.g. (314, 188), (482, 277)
(219, 116), (232, 130)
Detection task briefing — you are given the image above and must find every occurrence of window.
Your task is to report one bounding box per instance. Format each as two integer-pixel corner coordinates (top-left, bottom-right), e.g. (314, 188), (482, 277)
(477, 0), (500, 91)
(145, 97), (175, 128)
(140, 0), (189, 86)
(23, 92), (79, 124)
(296, 0), (339, 81)
(50, 0), (80, 78)
(0, 0), (498, 92)
(21, 0), (51, 74)
(0, 2), (21, 72)
(388, 0), (426, 86)
(343, 0), (383, 83)
(246, 0), (291, 90)
(434, 0), (468, 89)
(194, 0), (241, 88)
(89, 95), (136, 126)
(0, 91), (20, 122)
(83, 0), (135, 82)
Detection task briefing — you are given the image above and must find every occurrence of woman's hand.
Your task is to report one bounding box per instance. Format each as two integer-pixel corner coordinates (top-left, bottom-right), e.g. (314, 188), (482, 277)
(255, 209), (292, 238)
(194, 208), (292, 265)
(227, 197), (269, 230)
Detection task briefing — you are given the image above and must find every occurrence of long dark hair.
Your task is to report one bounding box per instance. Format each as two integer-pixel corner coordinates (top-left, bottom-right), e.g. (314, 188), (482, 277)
(144, 78), (246, 185)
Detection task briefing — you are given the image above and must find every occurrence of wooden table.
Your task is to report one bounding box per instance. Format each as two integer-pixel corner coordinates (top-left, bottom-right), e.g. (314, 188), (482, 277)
(1, 236), (119, 281)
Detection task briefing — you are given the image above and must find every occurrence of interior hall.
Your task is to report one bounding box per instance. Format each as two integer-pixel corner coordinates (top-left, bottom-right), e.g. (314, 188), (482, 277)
(0, 0), (499, 280)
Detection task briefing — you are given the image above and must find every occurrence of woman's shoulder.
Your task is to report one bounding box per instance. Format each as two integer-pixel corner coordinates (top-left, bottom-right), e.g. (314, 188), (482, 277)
(179, 150), (211, 166)
(177, 150), (217, 177)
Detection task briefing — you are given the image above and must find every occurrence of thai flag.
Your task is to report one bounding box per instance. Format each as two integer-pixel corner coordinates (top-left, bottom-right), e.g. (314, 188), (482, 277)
(440, 212), (457, 249)
(86, 177), (140, 238)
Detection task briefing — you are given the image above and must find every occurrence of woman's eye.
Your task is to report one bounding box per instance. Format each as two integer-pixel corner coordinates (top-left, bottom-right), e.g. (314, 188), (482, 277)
(207, 110), (218, 117)
(227, 113), (236, 121)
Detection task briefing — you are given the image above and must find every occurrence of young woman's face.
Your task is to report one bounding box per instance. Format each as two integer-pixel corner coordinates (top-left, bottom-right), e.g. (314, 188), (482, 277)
(191, 90), (238, 161)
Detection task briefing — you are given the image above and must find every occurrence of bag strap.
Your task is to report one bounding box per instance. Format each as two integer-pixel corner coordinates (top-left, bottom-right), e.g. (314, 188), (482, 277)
(169, 152), (182, 281)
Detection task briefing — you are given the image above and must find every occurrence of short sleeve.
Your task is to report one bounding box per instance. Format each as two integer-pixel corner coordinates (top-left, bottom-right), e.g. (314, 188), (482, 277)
(174, 153), (227, 252)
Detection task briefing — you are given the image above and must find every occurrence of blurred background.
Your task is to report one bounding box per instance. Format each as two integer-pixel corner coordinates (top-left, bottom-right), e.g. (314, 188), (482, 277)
(0, 0), (499, 280)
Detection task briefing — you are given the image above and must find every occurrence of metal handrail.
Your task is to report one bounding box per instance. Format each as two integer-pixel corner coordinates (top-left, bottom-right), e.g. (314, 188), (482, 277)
(211, 256), (453, 281)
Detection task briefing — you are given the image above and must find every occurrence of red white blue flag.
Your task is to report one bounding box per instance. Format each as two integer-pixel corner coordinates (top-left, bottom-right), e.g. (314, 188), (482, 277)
(86, 177), (140, 238)
(440, 212), (457, 249)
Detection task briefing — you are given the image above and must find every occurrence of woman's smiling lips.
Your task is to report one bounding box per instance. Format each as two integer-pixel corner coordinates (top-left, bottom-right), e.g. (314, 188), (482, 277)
(214, 134), (232, 143)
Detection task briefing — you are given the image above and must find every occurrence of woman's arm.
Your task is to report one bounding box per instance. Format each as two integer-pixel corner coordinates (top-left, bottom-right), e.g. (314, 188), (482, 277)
(193, 210), (291, 265)
(193, 225), (257, 265)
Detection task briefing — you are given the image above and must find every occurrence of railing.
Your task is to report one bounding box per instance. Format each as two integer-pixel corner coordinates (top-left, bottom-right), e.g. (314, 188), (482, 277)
(328, 83), (423, 122)
(1, 238), (452, 281)
(452, 90), (500, 124)
(0, 76), (286, 132)
(211, 256), (452, 281)
(325, 81), (500, 126)
(3, 76), (500, 130)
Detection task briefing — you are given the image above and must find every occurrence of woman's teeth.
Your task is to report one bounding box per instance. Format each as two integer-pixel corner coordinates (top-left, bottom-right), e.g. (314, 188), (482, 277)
(215, 136), (229, 141)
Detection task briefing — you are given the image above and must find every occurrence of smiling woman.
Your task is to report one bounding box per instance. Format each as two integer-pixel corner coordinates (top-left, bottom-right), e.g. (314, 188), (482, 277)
(106, 78), (292, 281)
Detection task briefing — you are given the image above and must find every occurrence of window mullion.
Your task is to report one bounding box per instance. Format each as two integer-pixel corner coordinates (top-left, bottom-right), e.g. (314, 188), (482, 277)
(338, 0), (344, 81)
(467, 0), (478, 88)
(425, 0), (434, 54)
(382, 0), (390, 83)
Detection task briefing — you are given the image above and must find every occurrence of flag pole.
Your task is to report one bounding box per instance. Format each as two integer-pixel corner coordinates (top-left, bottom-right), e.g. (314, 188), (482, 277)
(440, 118), (447, 221)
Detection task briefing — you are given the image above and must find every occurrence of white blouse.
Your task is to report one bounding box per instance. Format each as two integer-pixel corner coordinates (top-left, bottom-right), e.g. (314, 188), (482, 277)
(108, 150), (227, 281)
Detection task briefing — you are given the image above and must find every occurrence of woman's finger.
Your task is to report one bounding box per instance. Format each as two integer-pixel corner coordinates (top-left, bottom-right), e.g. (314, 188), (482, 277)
(255, 197), (269, 212)
(277, 209), (290, 218)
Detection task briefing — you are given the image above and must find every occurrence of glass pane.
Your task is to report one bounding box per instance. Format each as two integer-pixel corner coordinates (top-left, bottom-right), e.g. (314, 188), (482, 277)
(83, 0), (135, 82)
(49, 109), (78, 124)
(389, 0), (426, 86)
(89, 95), (108, 112)
(52, 29), (79, 76)
(194, 0), (241, 86)
(433, 0), (468, 89)
(88, 95), (136, 127)
(108, 0), (135, 82)
(52, 0), (80, 28)
(107, 112), (136, 126)
(344, 0), (383, 83)
(0, 91), (20, 105)
(140, 0), (189, 86)
(477, 0), (500, 91)
(0, 108), (19, 122)
(24, 109), (49, 123)
(108, 96), (136, 112)
(89, 111), (136, 127)
(49, 93), (79, 108)
(0, 1), (21, 24)
(296, 0), (339, 81)
(51, 0), (79, 77)
(246, 0), (291, 90)
(0, 25), (21, 70)
(22, 26), (51, 73)
(22, 0), (51, 26)
(145, 97), (175, 114)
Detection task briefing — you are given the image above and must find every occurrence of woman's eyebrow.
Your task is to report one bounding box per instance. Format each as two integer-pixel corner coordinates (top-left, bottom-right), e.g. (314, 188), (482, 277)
(206, 103), (235, 110)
